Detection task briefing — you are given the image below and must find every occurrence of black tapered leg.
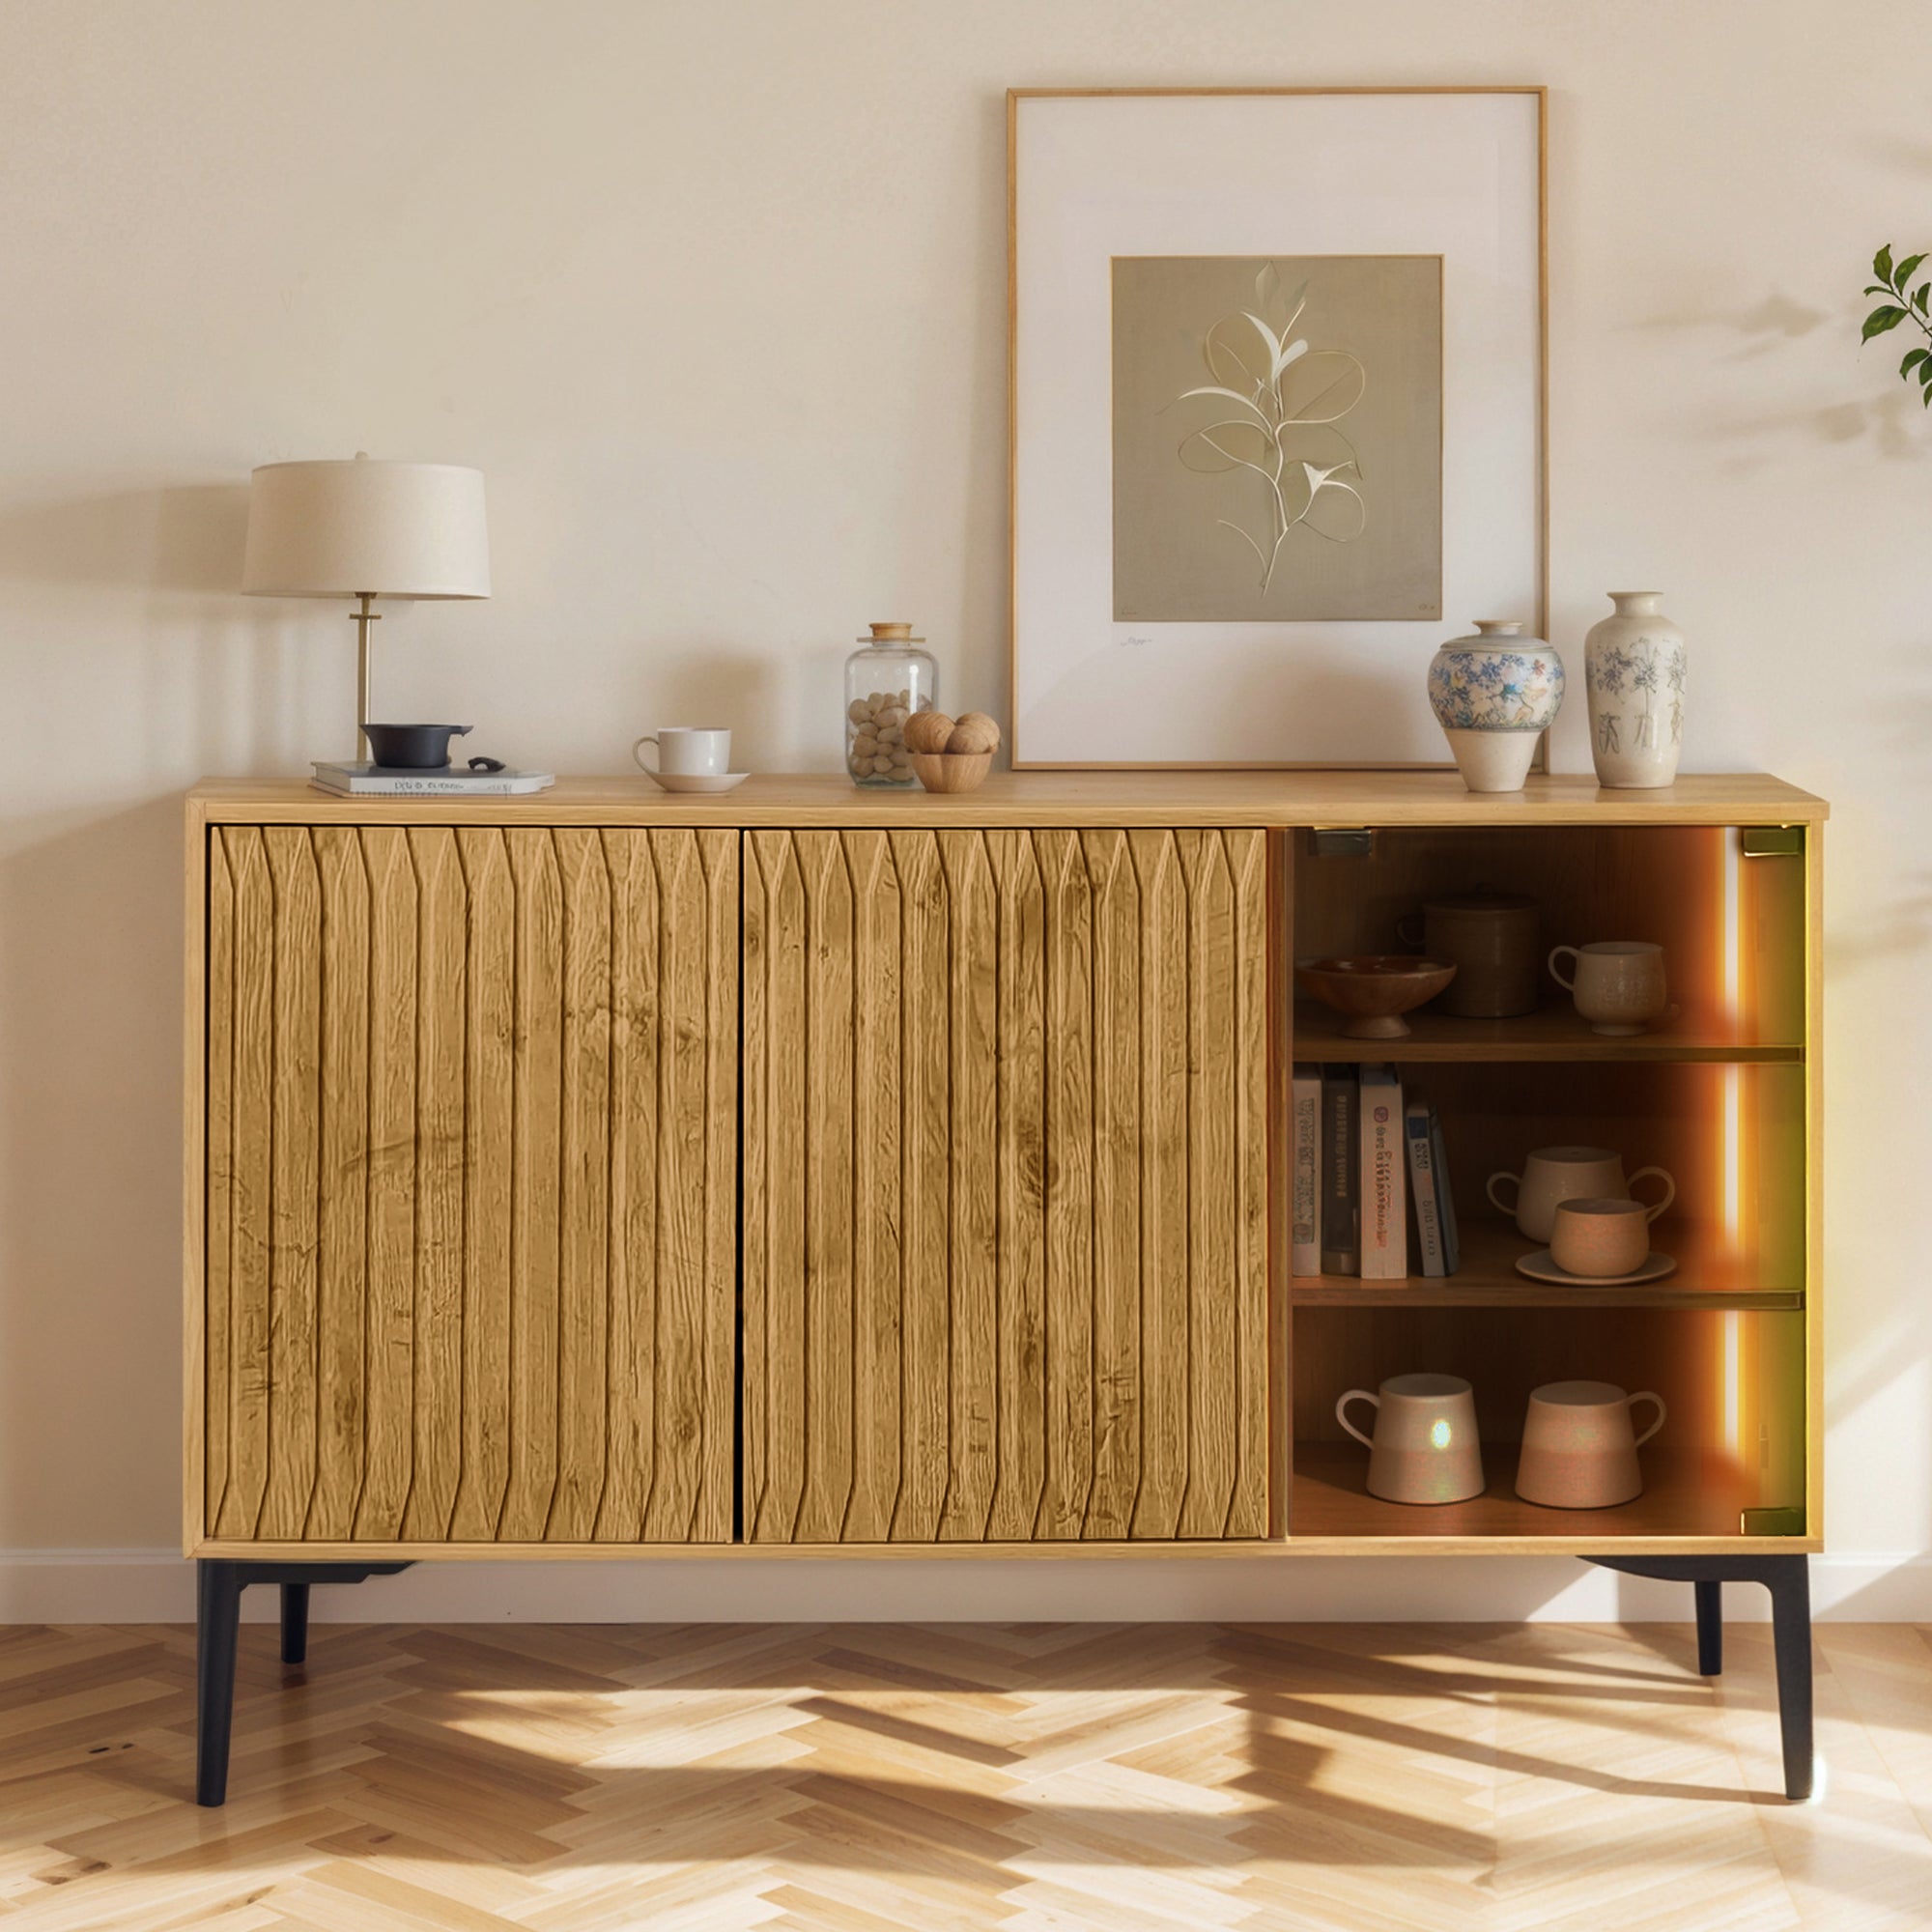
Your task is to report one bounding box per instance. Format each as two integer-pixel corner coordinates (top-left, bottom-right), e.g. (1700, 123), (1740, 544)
(195, 1561), (242, 1808)
(279, 1582), (310, 1665)
(1588, 1553), (1813, 1801)
(1768, 1559), (1814, 1801)
(1694, 1578), (1722, 1676)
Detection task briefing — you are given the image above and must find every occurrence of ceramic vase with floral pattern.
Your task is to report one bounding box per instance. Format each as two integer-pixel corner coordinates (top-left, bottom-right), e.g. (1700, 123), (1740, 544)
(1583, 592), (1685, 788)
(1426, 619), (1565, 792)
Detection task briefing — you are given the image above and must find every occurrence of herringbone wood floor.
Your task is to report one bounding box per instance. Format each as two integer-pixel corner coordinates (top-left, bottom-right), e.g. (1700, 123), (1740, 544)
(1, 1620), (1928, 1930)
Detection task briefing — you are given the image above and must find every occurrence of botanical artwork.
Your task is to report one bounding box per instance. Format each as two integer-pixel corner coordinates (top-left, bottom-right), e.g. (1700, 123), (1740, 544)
(1586, 638), (1686, 758)
(1111, 254), (1443, 623)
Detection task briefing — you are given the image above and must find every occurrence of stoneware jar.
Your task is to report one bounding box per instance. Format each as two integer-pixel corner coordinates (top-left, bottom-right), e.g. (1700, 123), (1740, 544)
(1515, 1380), (1665, 1510)
(1397, 889), (1540, 1016)
(1582, 591), (1686, 788)
(1426, 620), (1565, 793)
(1335, 1373), (1486, 1505)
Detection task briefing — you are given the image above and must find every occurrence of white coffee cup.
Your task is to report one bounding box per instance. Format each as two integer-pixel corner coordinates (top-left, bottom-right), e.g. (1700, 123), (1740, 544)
(633, 727), (732, 777)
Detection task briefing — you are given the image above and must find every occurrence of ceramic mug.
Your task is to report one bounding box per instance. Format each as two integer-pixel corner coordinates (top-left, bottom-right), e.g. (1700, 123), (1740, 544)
(1486, 1146), (1675, 1244)
(1515, 1379), (1665, 1509)
(1549, 1197), (1652, 1278)
(1396, 891), (1540, 1017)
(1548, 940), (1676, 1037)
(1335, 1373), (1486, 1505)
(633, 726), (732, 777)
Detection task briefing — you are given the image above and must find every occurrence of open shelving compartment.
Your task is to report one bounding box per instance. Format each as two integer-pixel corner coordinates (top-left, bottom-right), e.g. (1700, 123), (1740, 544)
(1285, 817), (1813, 1548)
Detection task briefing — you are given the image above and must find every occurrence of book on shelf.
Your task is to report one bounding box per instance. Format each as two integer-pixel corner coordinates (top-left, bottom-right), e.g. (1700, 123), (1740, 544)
(1359, 1064), (1406, 1279)
(1320, 1065), (1359, 1276)
(1406, 1097), (1461, 1277)
(1291, 1063), (1321, 1275)
(310, 762), (556, 797)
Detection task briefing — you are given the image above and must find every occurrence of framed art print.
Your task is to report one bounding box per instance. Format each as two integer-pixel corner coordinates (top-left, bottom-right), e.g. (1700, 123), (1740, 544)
(1009, 87), (1547, 768)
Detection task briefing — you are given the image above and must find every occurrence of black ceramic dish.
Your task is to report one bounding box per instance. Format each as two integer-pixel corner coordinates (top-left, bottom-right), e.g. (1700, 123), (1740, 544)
(361, 723), (473, 769)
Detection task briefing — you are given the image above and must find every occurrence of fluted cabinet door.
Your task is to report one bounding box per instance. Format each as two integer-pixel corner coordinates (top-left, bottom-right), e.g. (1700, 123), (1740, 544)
(741, 827), (1272, 1543)
(200, 825), (738, 1546)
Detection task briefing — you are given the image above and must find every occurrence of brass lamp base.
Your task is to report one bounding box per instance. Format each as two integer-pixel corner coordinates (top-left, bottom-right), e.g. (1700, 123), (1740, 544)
(351, 592), (380, 762)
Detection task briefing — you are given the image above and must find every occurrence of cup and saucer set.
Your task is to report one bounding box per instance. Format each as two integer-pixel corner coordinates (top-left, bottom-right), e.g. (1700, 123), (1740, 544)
(632, 726), (748, 794)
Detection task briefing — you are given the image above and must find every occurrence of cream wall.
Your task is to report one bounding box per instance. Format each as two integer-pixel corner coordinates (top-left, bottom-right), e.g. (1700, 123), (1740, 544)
(2, 0), (1926, 1619)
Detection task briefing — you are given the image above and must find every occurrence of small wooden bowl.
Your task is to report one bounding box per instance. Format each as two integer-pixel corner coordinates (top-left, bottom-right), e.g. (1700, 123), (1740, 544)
(911, 751), (993, 794)
(1294, 954), (1458, 1038)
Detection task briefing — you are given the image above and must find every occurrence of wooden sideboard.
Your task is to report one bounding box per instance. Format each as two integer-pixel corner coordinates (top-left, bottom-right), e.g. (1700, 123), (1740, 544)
(184, 770), (1828, 1797)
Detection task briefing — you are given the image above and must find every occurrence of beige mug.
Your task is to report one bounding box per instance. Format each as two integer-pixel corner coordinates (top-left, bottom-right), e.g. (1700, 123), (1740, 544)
(1486, 1146), (1675, 1243)
(633, 726), (733, 777)
(1335, 1373), (1486, 1505)
(1548, 940), (1676, 1037)
(1549, 1197), (1652, 1277)
(1515, 1380), (1665, 1509)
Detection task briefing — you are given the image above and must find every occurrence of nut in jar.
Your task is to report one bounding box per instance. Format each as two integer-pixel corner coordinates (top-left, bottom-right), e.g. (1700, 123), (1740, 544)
(847, 688), (922, 781)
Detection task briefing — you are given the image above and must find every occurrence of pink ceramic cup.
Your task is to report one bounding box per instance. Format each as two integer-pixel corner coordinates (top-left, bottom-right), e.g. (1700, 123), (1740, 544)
(1335, 1373), (1486, 1505)
(1548, 1197), (1650, 1278)
(1514, 1380), (1665, 1509)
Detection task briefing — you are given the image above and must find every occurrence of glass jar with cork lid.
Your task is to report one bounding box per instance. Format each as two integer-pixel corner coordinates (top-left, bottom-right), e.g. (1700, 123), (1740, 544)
(844, 621), (938, 786)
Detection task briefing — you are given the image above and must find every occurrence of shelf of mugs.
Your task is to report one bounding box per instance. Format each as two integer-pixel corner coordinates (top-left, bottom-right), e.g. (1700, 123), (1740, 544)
(1289, 1440), (1754, 1541)
(1290, 1217), (1802, 1310)
(1291, 997), (1803, 1064)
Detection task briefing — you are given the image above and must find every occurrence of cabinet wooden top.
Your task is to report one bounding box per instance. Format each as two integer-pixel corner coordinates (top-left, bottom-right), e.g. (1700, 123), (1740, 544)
(186, 771), (1828, 829)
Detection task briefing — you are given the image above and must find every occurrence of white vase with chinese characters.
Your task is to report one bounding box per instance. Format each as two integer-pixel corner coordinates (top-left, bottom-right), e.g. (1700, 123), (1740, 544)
(1583, 592), (1686, 789)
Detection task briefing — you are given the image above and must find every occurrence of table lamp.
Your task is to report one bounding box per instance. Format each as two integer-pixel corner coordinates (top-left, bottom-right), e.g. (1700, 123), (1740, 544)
(242, 453), (491, 760)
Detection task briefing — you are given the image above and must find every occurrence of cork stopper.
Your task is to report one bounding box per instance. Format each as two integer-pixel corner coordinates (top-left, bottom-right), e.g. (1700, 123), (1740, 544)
(868, 621), (914, 640)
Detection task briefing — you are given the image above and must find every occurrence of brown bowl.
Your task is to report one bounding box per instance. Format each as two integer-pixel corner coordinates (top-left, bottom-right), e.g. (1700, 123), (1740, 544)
(910, 751), (993, 794)
(1294, 954), (1459, 1038)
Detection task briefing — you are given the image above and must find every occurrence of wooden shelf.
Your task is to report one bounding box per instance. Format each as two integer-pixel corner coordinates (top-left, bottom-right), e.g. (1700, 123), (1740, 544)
(1291, 1218), (1802, 1310)
(1290, 1441), (1755, 1542)
(1293, 1000), (1802, 1064)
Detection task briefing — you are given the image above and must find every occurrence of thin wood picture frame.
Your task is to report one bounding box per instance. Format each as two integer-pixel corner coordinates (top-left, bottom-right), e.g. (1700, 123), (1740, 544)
(1008, 86), (1549, 771)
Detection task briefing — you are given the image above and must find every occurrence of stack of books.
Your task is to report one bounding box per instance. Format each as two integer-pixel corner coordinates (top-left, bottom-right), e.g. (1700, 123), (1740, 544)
(1290, 1063), (1460, 1282)
(310, 762), (555, 798)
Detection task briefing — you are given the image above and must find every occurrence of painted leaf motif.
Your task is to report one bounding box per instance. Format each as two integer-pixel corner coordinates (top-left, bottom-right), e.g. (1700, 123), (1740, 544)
(1241, 310), (1282, 370)
(1280, 350), (1367, 423)
(1256, 260), (1282, 315)
(1178, 384), (1274, 427)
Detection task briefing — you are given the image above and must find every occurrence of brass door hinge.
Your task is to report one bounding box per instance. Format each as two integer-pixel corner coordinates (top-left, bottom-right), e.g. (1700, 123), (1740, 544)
(1309, 828), (1377, 859)
(1740, 1505), (1807, 1536)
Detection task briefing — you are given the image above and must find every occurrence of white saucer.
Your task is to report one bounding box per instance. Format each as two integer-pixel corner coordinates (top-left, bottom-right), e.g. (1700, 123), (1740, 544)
(1516, 1249), (1677, 1288)
(643, 771), (751, 795)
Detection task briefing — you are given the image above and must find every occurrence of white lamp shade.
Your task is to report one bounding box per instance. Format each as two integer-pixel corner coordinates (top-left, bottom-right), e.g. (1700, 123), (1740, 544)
(242, 457), (491, 598)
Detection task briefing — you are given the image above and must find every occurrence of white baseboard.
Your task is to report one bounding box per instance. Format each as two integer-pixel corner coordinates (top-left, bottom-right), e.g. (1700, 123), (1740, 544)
(3, 1550), (1927, 1625)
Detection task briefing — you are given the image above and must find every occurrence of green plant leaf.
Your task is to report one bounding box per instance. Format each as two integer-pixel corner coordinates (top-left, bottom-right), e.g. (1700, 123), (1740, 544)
(1876, 243), (1896, 283)
(1901, 348), (1929, 379)
(1916, 283), (1930, 314)
(1863, 304), (1909, 340)
(1919, 355), (1932, 384)
(1898, 253), (1928, 289)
